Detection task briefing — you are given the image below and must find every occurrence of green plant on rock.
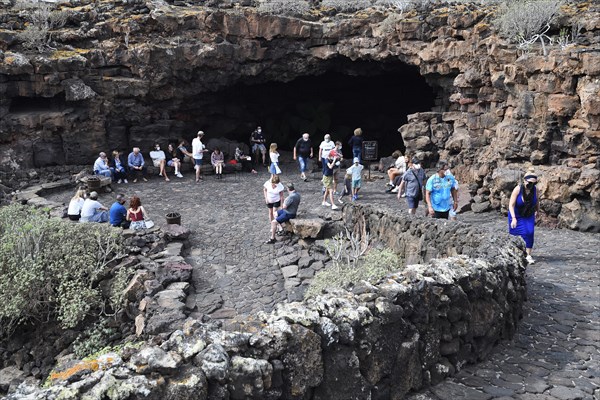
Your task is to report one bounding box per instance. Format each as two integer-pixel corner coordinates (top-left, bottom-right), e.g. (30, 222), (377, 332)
(16, 0), (69, 52)
(0, 204), (125, 338)
(305, 229), (402, 299)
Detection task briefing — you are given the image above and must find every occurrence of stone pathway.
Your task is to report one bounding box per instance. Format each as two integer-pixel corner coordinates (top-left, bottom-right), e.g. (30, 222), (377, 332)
(45, 161), (599, 399)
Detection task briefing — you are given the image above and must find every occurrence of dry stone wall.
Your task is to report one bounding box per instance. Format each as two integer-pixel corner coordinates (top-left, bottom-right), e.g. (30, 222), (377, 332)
(6, 204), (527, 400)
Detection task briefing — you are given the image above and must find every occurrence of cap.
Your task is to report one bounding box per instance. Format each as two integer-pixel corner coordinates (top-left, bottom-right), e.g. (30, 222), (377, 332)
(412, 158), (421, 165)
(353, 157), (360, 163)
(287, 183), (295, 191)
(89, 191), (98, 199)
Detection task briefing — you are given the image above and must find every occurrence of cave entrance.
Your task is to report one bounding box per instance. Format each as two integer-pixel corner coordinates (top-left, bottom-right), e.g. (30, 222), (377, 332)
(173, 60), (438, 158)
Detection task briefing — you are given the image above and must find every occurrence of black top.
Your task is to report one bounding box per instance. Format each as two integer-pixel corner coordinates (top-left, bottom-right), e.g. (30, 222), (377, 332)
(295, 138), (313, 156)
(348, 135), (363, 149)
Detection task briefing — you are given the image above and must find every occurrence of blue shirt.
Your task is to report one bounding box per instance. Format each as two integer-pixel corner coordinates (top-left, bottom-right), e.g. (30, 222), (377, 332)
(426, 173), (456, 212)
(109, 202), (127, 226)
(128, 152), (145, 168)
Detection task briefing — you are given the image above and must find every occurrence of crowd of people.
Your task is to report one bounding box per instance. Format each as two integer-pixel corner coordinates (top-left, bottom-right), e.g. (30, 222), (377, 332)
(78, 125), (539, 262)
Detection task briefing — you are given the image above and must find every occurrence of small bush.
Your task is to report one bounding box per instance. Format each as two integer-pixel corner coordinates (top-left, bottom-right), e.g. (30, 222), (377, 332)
(321, 0), (373, 13)
(16, 0), (69, 51)
(0, 204), (124, 337)
(257, 0), (311, 16)
(494, 0), (563, 43)
(305, 247), (401, 299)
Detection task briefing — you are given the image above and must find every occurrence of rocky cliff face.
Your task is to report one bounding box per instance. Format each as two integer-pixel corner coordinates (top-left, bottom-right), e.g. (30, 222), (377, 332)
(0, 0), (599, 230)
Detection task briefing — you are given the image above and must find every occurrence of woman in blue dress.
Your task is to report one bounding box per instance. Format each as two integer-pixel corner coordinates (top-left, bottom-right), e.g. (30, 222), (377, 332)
(508, 169), (540, 264)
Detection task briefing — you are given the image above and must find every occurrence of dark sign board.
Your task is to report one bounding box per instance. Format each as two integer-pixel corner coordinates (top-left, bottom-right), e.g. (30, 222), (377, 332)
(362, 141), (378, 161)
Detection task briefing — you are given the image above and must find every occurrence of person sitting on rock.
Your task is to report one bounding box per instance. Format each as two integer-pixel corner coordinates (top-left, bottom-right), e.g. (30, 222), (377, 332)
(67, 188), (87, 221)
(80, 191), (109, 223)
(109, 193), (130, 228)
(149, 143), (170, 182)
(235, 146), (257, 174)
(93, 152), (112, 178)
(386, 150), (410, 194)
(266, 183), (301, 244)
(127, 147), (148, 183)
(166, 142), (183, 178)
(127, 195), (149, 230)
(110, 150), (128, 183)
(211, 147), (225, 179)
(177, 139), (194, 168)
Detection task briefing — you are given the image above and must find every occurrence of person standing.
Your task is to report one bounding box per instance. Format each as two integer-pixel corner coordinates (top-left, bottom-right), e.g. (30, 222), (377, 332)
(149, 143), (170, 182)
(445, 167), (460, 220)
(508, 169), (540, 264)
(321, 154), (339, 210)
(269, 143), (281, 177)
(265, 183), (301, 244)
(346, 157), (364, 201)
(293, 133), (313, 182)
(263, 175), (285, 223)
(250, 126), (267, 166)
(127, 147), (148, 183)
(398, 158), (426, 215)
(192, 131), (208, 183)
(93, 152), (112, 178)
(318, 134), (336, 175)
(425, 160), (458, 219)
(80, 191), (109, 223)
(348, 127), (364, 161)
(109, 193), (130, 228)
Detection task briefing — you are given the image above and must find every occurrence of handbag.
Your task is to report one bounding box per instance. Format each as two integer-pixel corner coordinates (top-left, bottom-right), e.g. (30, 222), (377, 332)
(275, 164), (282, 174)
(411, 170), (423, 201)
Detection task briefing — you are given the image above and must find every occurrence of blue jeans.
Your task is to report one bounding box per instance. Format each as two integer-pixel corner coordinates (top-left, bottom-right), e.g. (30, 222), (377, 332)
(298, 155), (308, 173)
(352, 147), (361, 160)
(321, 158), (329, 175)
(95, 170), (112, 178)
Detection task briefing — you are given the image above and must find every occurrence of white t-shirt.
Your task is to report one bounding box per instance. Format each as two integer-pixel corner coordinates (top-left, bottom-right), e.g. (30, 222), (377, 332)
(346, 164), (364, 181)
(319, 140), (335, 159)
(149, 150), (166, 160)
(81, 199), (103, 219)
(67, 198), (84, 215)
(270, 152), (279, 163)
(263, 180), (284, 203)
(192, 138), (205, 160)
(394, 156), (407, 172)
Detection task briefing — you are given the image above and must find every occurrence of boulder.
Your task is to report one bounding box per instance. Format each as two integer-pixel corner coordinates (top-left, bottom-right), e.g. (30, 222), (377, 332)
(162, 224), (191, 240)
(290, 218), (325, 239)
(130, 346), (183, 375)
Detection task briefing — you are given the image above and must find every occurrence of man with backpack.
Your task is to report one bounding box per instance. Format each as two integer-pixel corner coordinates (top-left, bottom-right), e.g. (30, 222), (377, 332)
(398, 158), (426, 215)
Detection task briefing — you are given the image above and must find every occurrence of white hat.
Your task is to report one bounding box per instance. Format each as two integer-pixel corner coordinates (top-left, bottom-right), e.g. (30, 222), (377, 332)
(353, 157), (359, 163)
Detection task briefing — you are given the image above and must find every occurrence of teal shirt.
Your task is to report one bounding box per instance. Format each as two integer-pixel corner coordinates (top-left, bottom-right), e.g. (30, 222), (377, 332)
(426, 174), (456, 212)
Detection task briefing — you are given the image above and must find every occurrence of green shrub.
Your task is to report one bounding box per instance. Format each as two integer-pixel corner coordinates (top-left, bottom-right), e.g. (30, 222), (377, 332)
(494, 0), (563, 44)
(305, 247), (401, 299)
(0, 204), (124, 337)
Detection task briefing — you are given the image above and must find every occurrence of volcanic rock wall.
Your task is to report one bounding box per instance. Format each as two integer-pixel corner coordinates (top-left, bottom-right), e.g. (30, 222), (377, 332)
(0, 1), (599, 229)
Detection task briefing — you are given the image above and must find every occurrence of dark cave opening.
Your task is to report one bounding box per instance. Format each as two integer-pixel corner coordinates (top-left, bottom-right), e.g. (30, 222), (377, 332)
(175, 61), (438, 159)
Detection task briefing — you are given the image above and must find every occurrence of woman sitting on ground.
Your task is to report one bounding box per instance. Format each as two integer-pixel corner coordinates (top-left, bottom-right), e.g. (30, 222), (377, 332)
(211, 147), (225, 178)
(67, 188), (87, 221)
(126, 195), (149, 230)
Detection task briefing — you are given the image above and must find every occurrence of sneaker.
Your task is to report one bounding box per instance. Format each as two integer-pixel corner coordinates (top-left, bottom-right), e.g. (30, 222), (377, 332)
(391, 188), (399, 193)
(338, 198), (344, 204)
(133, 179), (137, 183)
(176, 172), (183, 178)
(303, 177), (308, 182)
(331, 204), (339, 210)
(385, 187), (393, 193)
(321, 187), (325, 194)
(526, 255), (535, 264)
(123, 179), (128, 183)
(352, 195), (358, 201)
(265, 238), (276, 244)
(117, 179), (122, 184)
(143, 178), (148, 182)
(386, 182), (394, 188)
(322, 201), (331, 206)
(333, 191), (340, 196)
(276, 230), (285, 236)
(400, 193), (406, 198)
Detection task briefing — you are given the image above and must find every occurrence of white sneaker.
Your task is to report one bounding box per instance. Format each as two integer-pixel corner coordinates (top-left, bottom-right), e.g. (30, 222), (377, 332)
(123, 179), (128, 183)
(526, 255), (535, 264)
(117, 179), (122, 184)
(322, 201), (331, 206)
(391, 188), (399, 193)
(331, 204), (339, 210)
(176, 172), (183, 178)
(338, 198), (344, 204)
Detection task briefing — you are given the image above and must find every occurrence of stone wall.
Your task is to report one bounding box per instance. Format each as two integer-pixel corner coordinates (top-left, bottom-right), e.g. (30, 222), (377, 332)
(6, 204), (527, 400)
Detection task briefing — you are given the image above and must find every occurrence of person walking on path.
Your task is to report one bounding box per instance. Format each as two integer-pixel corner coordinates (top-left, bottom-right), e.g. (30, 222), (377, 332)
(425, 160), (458, 219)
(508, 168), (540, 264)
(293, 133), (313, 182)
(346, 157), (364, 201)
(263, 175), (285, 223)
(149, 143), (170, 182)
(321, 155), (339, 210)
(250, 126), (267, 166)
(80, 191), (109, 223)
(192, 130), (208, 183)
(398, 158), (426, 215)
(109, 193), (130, 228)
(265, 183), (301, 244)
(127, 195), (150, 230)
(318, 134), (336, 175)
(127, 147), (148, 183)
(445, 167), (460, 220)
(211, 147), (225, 179)
(332, 141), (343, 195)
(269, 143), (281, 177)
(348, 127), (364, 161)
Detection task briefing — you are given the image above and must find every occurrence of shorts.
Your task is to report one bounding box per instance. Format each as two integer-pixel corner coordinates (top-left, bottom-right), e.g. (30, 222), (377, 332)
(152, 159), (164, 167)
(322, 175), (333, 189)
(433, 210), (450, 219)
(253, 144), (267, 153)
(352, 179), (361, 189)
(406, 196), (419, 209)
(275, 209), (295, 224)
(267, 201), (281, 209)
(167, 160), (175, 167)
(194, 158), (203, 166)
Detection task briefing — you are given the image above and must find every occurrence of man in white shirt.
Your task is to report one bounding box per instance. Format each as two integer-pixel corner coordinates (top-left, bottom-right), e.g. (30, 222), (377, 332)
(149, 143), (170, 182)
(80, 191), (109, 223)
(318, 134), (336, 175)
(192, 130), (207, 183)
(93, 152), (112, 178)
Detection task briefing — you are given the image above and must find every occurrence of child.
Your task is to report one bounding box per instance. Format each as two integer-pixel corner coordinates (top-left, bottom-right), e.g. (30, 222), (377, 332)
(346, 157), (364, 201)
(332, 141), (343, 195)
(269, 143), (281, 177)
(338, 172), (352, 204)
